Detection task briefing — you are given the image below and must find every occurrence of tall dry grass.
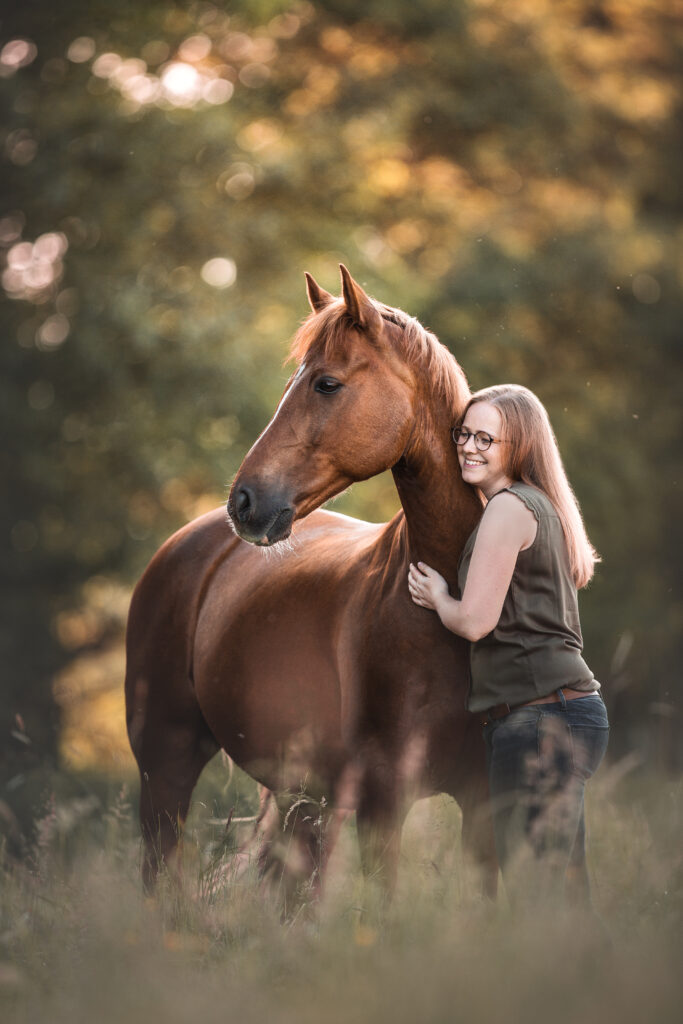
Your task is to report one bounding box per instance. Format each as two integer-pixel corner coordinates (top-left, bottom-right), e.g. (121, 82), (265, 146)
(1, 759), (681, 1024)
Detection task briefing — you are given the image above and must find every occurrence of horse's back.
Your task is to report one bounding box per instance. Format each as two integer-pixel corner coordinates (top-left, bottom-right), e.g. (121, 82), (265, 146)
(127, 505), (383, 663)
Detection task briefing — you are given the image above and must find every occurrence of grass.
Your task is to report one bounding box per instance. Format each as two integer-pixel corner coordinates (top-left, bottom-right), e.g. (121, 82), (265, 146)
(1, 759), (681, 1024)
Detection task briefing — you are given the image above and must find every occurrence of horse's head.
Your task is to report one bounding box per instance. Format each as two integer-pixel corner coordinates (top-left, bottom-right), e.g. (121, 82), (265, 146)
(227, 266), (419, 545)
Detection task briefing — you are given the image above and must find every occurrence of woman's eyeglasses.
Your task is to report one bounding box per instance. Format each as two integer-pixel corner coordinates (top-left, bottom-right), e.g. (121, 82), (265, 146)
(451, 427), (509, 452)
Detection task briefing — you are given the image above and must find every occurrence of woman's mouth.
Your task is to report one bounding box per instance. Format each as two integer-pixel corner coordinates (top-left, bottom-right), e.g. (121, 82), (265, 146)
(462, 458), (486, 468)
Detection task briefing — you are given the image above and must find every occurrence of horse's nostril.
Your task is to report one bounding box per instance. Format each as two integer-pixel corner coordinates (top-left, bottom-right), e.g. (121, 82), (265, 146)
(234, 487), (253, 523)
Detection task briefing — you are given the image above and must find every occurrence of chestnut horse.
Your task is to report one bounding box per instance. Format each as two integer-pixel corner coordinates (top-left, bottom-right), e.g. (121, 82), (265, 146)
(125, 266), (496, 899)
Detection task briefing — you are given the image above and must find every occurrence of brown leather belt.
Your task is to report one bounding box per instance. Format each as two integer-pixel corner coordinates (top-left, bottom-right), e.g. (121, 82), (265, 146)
(480, 687), (592, 727)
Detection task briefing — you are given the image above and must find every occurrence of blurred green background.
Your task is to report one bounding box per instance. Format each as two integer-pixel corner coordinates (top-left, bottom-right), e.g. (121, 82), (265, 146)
(1, 0), (681, 828)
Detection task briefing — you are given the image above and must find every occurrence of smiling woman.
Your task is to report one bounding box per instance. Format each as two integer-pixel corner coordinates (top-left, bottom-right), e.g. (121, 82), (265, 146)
(453, 402), (514, 500)
(408, 384), (608, 910)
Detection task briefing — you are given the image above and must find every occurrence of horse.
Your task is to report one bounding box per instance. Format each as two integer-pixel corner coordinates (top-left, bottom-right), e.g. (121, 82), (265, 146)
(125, 265), (498, 903)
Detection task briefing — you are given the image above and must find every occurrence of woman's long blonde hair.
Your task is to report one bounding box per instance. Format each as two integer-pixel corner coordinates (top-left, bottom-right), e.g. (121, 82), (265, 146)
(463, 384), (599, 588)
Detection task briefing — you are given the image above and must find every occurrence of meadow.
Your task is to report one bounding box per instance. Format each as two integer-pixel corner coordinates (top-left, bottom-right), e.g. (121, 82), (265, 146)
(1, 757), (680, 1024)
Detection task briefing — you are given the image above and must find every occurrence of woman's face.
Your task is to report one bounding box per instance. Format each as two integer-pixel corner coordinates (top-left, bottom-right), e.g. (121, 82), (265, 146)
(457, 401), (514, 500)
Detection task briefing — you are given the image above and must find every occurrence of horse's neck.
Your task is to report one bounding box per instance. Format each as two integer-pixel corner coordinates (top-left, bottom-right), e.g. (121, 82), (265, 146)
(391, 419), (482, 584)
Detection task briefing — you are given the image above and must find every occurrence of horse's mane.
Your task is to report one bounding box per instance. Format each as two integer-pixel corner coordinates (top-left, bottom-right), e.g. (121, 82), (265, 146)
(288, 298), (470, 420)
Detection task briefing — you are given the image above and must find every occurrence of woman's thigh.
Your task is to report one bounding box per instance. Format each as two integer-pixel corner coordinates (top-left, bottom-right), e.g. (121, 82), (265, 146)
(484, 696), (609, 902)
(484, 709), (542, 867)
(485, 695), (609, 800)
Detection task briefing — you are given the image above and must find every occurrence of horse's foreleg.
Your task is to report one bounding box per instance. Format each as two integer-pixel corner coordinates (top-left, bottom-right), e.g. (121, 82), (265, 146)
(459, 785), (499, 902)
(451, 719), (499, 902)
(356, 812), (403, 893)
(252, 793), (333, 916)
(355, 762), (406, 913)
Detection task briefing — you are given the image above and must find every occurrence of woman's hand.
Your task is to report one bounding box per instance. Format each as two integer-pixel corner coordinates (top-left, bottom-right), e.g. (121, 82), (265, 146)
(408, 562), (449, 611)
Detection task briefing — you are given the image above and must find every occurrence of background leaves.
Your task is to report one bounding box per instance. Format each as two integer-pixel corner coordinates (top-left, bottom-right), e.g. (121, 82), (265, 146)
(1, 0), (681, 799)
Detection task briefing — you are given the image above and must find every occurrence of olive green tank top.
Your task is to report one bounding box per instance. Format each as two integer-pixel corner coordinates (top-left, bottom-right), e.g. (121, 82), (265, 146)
(457, 481), (599, 713)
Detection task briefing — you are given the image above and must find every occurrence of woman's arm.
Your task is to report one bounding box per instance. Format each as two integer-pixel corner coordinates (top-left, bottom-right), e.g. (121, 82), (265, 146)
(408, 491), (537, 641)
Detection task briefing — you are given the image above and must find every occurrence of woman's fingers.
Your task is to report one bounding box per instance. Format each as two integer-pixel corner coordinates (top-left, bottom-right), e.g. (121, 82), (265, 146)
(408, 584), (431, 608)
(408, 562), (437, 610)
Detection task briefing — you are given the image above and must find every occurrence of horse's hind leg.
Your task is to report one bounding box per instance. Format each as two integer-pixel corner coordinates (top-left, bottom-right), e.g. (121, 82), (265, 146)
(133, 716), (218, 891)
(453, 723), (499, 901)
(126, 646), (218, 889)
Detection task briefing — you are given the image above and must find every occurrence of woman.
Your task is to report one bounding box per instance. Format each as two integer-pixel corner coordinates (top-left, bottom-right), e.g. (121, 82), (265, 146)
(408, 384), (609, 908)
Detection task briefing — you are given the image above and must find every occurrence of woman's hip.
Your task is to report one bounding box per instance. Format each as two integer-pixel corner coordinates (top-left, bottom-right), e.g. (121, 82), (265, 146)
(483, 693), (609, 783)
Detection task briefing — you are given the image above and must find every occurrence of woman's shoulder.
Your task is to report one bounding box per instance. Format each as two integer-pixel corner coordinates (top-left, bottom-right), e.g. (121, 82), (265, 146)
(480, 488), (537, 548)
(500, 481), (557, 520)
(485, 489), (535, 520)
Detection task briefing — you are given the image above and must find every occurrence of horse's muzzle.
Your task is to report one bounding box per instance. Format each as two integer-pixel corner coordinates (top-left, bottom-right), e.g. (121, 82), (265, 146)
(227, 484), (294, 545)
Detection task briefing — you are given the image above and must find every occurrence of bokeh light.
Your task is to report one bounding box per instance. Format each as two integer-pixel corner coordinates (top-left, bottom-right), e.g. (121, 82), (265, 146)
(160, 61), (203, 105)
(632, 273), (661, 304)
(177, 33), (212, 61)
(200, 258), (237, 288)
(66, 36), (96, 63)
(37, 314), (70, 349)
(3, 233), (68, 302)
(0, 38), (38, 76)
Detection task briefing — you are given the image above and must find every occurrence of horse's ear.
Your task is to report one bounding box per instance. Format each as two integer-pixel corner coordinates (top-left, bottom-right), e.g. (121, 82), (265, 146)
(339, 264), (383, 339)
(304, 272), (334, 313)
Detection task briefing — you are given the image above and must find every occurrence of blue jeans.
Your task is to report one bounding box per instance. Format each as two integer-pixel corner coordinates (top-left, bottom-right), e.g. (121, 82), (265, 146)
(483, 692), (609, 907)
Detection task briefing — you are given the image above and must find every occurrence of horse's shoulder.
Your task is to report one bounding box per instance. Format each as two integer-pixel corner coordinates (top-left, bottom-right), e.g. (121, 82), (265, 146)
(136, 507), (236, 590)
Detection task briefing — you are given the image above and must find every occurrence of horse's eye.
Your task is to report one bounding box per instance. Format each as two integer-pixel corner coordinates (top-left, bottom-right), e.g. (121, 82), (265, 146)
(314, 378), (342, 395)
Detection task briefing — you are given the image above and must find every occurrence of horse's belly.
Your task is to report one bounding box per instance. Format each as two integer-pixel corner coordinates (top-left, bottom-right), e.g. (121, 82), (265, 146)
(192, 563), (348, 793)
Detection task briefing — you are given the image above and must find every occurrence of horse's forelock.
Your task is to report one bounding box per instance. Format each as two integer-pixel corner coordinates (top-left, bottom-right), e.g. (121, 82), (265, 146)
(287, 301), (348, 366)
(286, 298), (469, 419)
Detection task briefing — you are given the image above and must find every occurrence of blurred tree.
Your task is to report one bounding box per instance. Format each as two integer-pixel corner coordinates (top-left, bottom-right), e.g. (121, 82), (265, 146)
(1, 0), (680, 802)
